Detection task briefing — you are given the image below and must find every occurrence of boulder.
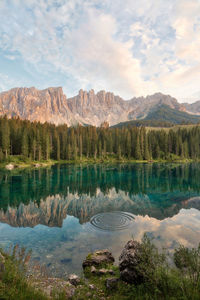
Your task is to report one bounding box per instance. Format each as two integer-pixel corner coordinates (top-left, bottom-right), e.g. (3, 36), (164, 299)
(105, 278), (119, 290)
(5, 163), (15, 170)
(99, 268), (114, 275)
(0, 252), (5, 275)
(119, 240), (143, 284)
(91, 266), (97, 273)
(99, 268), (109, 275)
(68, 274), (80, 286)
(34, 163), (41, 168)
(83, 250), (114, 269)
(89, 284), (95, 290)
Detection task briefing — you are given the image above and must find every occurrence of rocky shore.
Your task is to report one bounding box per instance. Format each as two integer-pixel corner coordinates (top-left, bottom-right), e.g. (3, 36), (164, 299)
(1, 236), (200, 299)
(26, 239), (162, 299)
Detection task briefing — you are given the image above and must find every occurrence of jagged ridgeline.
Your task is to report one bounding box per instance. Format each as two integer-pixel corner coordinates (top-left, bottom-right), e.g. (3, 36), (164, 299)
(1, 87), (200, 127)
(0, 116), (200, 161)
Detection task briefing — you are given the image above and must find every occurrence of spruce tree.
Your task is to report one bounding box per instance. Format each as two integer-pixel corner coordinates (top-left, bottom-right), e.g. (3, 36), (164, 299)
(79, 135), (83, 159)
(21, 129), (29, 157)
(117, 145), (121, 159)
(135, 132), (142, 160)
(1, 117), (10, 159)
(144, 133), (150, 160)
(56, 135), (60, 161)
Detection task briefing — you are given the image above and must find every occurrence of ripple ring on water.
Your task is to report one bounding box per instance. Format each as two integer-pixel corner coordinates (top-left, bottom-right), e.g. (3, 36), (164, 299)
(90, 211), (135, 231)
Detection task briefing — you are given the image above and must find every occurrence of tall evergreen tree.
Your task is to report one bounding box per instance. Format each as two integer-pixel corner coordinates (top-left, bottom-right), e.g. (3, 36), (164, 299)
(144, 133), (150, 160)
(135, 133), (142, 160)
(1, 117), (10, 158)
(22, 129), (29, 157)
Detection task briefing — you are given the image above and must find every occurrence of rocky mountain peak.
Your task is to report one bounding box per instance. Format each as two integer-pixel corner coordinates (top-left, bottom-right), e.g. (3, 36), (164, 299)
(0, 86), (199, 126)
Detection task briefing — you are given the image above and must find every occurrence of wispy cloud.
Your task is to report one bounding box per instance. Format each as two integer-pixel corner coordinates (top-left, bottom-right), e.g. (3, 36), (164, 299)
(0, 0), (200, 101)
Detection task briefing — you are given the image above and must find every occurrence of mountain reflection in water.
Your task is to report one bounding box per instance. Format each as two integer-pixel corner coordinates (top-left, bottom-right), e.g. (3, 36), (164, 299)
(0, 163), (200, 276)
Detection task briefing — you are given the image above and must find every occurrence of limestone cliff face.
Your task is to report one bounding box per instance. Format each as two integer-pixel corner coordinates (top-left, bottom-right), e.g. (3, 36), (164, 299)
(0, 87), (74, 125)
(67, 89), (128, 126)
(0, 87), (198, 126)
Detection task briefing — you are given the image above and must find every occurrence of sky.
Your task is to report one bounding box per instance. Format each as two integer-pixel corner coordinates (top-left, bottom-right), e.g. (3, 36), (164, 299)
(0, 0), (200, 102)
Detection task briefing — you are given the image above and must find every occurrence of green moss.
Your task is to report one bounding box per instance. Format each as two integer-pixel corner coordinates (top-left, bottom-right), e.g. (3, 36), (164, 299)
(86, 253), (93, 260)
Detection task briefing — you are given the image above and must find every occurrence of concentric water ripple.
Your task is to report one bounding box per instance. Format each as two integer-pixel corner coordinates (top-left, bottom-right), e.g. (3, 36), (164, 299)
(90, 211), (135, 231)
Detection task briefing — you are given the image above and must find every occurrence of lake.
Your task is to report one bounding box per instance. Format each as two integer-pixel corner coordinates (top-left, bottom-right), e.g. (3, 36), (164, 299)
(0, 163), (200, 277)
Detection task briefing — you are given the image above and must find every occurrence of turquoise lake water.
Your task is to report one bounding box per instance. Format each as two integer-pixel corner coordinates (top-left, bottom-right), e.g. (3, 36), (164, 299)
(0, 163), (200, 277)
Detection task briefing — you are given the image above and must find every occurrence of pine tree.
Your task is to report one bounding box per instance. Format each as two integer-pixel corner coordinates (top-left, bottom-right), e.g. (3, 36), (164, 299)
(144, 133), (150, 160)
(32, 139), (37, 161)
(73, 139), (77, 160)
(56, 134), (60, 160)
(98, 140), (102, 158)
(66, 143), (71, 160)
(45, 134), (51, 160)
(1, 117), (10, 158)
(79, 135), (83, 159)
(154, 143), (160, 159)
(117, 145), (121, 159)
(37, 144), (42, 161)
(135, 132), (142, 160)
(0, 148), (4, 162)
(126, 131), (131, 158)
(21, 129), (29, 157)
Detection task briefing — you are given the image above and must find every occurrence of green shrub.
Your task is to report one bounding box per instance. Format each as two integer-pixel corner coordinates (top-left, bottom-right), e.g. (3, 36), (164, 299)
(0, 246), (47, 300)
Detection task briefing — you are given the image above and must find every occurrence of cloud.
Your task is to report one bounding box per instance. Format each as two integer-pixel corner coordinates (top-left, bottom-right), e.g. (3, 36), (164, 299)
(0, 0), (200, 101)
(64, 11), (148, 97)
(4, 55), (16, 61)
(131, 208), (200, 249)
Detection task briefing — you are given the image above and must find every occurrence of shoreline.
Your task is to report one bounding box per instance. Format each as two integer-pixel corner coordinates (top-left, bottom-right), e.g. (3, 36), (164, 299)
(1, 237), (200, 299)
(0, 157), (196, 170)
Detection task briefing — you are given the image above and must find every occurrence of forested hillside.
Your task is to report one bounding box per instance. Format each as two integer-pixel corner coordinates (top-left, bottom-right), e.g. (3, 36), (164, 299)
(111, 119), (174, 128)
(145, 104), (200, 124)
(0, 116), (200, 162)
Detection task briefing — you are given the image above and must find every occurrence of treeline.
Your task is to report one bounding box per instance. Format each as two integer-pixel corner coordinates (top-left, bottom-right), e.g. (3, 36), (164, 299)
(0, 116), (200, 161)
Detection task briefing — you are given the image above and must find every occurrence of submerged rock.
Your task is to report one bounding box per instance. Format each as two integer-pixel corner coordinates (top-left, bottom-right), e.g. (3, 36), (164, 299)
(82, 249), (114, 269)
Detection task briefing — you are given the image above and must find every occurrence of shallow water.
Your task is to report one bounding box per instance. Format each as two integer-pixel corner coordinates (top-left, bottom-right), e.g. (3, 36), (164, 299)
(0, 163), (200, 276)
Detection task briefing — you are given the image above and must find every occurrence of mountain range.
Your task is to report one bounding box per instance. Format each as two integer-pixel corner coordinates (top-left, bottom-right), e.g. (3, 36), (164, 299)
(0, 87), (200, 126)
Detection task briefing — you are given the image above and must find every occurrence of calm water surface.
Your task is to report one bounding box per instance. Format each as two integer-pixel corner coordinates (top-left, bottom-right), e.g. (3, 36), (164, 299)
(1, 163), (200, 277)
